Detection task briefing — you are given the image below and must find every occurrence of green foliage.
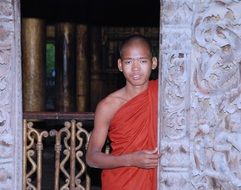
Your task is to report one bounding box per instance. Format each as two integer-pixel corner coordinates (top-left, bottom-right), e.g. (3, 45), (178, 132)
(46, 43), (55, 76)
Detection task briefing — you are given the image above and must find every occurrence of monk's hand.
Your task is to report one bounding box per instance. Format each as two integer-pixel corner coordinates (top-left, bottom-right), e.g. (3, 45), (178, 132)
(129, 147), (160, 169)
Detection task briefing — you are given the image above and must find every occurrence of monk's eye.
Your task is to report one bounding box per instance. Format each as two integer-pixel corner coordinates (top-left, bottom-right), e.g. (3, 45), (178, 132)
(139, 59), (148, 64)
(123, 60), (132, 65)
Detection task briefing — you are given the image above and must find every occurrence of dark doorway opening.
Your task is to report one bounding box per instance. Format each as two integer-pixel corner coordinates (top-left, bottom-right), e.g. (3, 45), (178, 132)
(21, 1), (160, 189)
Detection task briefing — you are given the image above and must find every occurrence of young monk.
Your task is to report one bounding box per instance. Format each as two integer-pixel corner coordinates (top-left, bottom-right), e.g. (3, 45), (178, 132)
(86, 34), (159, 190)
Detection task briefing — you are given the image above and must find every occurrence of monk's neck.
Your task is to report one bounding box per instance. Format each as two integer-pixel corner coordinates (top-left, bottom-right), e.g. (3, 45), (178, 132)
(124, 82), (149, 99)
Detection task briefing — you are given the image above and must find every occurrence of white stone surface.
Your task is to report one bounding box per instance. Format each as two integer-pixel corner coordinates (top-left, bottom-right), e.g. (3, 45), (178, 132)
(159, 0), (241, 189)
(0, 0), (22, 189)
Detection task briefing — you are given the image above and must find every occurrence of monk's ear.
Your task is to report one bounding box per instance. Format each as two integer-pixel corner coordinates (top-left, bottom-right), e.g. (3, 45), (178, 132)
(117, 59), (123, 72)
(151, 57), (158, 70)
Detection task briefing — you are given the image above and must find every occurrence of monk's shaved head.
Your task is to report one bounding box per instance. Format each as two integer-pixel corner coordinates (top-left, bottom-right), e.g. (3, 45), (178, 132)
(119, 34), (153, 58)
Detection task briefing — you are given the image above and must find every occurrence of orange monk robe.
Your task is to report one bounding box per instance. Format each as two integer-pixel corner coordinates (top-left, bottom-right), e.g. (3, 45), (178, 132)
(102, 80), (158, 190)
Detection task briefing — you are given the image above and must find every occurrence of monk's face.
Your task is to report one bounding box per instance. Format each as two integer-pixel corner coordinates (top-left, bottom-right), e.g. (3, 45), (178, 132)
(118, 40), (157, 87)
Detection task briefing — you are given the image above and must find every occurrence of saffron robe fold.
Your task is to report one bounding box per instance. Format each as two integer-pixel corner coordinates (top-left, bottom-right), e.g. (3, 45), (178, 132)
(102, 80), (158, 190)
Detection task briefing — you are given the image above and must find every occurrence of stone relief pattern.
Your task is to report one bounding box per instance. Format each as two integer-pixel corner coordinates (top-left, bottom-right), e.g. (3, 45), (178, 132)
(191, 0), (241, 189)
(162, 0), (193, 25)
(0, 1), (14, 189)
(0, 1), (13, 20)
(160, 1), (193, 189)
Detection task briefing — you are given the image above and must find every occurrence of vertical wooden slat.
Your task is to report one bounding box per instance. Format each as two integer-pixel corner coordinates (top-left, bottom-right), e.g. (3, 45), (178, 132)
(53, 130), (61, 190)
(36, 140), (42, 190)
(22, 120), (27, 190)
(70, 120), (76, 189)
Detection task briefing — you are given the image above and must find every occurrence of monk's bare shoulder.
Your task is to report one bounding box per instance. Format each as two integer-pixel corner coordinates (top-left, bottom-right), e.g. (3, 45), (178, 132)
(95, 88), (127, 123)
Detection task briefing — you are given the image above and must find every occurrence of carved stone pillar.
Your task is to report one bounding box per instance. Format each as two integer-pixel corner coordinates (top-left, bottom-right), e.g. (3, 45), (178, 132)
(0, 0), (22, 189)
(159, 0), (241, 189)
(55, 23), (76, 112)
(90, 26), (103, 111)
(22, 18), (45, 111)
(76, 25), (89, 112)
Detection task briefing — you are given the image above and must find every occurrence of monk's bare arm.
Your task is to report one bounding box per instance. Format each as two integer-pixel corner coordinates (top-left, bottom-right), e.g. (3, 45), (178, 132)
(86, 99), (125, 168)
(86, 98), (160, 169)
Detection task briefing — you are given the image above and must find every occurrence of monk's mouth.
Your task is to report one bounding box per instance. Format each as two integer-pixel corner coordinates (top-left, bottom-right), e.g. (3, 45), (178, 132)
(132, 74), (142, 80)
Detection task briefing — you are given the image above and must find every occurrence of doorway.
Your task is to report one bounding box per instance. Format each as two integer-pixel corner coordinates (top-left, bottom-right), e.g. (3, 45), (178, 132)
(20, 0), (160, 189)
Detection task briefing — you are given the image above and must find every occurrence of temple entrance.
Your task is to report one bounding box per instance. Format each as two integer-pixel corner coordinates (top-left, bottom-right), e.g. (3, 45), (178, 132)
(20, 1), (160, 189)
(2, 0), (241, 190)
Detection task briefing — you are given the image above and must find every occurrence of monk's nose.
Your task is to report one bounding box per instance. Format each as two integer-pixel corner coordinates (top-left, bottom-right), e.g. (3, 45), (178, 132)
(132, 59), (140, 70)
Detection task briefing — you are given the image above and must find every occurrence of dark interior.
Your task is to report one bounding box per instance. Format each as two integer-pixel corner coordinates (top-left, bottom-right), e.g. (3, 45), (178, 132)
(21, 0), (160, 26)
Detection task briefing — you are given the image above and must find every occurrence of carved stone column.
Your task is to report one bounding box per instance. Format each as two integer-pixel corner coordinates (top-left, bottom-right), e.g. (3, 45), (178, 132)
(159, 0), (241, 189)
(76, 25), (89, 112)
(55, 23), (76, 112)
(159, 1), (192, 189)
(0, 0), (22, 189)
(22, 18), (46, 111)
